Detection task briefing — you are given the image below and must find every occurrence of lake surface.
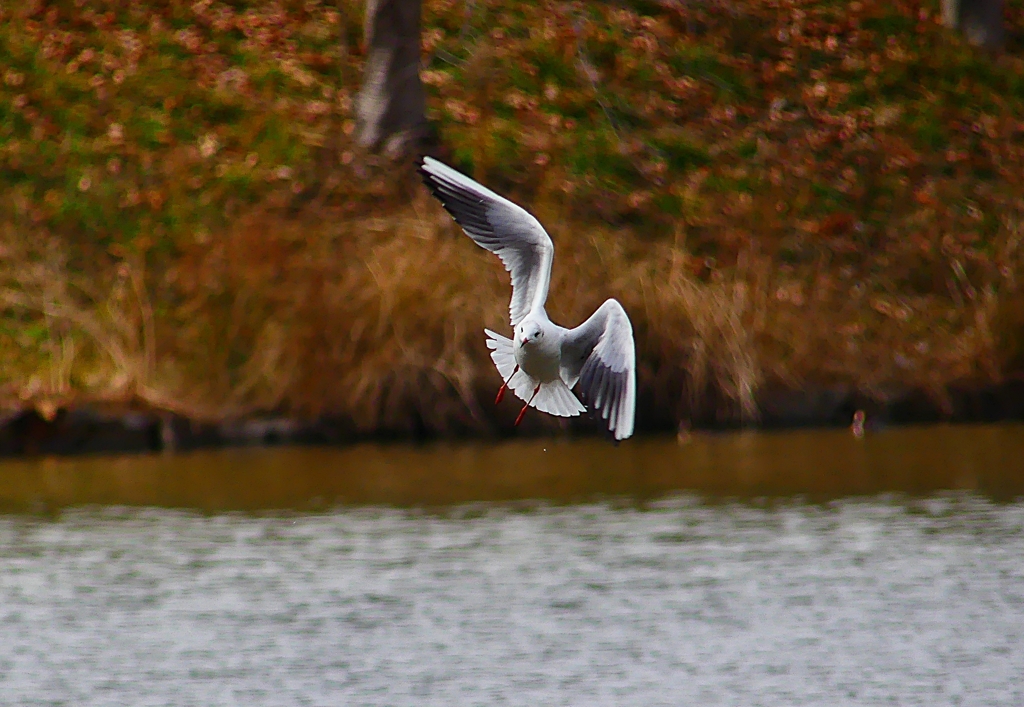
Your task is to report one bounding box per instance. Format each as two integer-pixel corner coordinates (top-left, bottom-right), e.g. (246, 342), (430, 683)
(2, 424), (1024, 512)
(1, 426), (1023, 705)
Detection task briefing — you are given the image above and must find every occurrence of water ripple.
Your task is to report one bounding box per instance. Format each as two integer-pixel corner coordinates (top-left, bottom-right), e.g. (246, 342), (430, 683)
(0, 497), (1022, 705)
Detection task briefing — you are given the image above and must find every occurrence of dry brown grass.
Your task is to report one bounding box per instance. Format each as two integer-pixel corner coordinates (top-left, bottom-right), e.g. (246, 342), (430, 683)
(0, 222), (154, 417)
(4, 181), (1021, 433)
(3, 0), (1024, 434)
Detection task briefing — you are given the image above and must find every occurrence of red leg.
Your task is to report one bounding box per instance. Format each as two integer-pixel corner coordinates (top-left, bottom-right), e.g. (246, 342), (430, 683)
(514, 383), (542, 426)
(495, 365), (519, 405)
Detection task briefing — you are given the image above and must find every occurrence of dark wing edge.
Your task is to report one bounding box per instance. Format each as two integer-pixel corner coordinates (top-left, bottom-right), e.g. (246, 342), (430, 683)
(418, 158), (499, 245)
(419, 156), (553, 326)
(566, 299), (636, 440)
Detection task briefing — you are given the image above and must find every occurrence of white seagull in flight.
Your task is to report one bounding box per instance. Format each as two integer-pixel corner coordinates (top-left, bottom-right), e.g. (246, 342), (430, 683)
(420, 156), (636, 440)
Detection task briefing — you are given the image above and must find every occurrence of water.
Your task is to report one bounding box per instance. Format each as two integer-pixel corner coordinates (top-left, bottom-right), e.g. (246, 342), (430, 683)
(1, 426), (1023, 705)
(2, 424), (1024, 512)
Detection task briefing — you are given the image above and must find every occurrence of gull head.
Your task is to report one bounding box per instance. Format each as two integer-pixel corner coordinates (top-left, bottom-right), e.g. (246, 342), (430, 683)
(517, 320), (544, 346)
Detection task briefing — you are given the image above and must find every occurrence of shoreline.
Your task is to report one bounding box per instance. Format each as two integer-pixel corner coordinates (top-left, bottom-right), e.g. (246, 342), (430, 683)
(4, 379), (1023, 458)
(3, 2), (1024, 452)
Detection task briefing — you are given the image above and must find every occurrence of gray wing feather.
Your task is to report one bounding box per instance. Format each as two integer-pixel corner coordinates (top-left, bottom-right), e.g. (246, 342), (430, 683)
(562, 299), (636, 440)
(420, 157), (552, 327)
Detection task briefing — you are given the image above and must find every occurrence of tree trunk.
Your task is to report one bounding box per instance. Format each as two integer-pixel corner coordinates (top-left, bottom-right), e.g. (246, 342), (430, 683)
(356, 0), (426, 156)
(941, 0), (1005, 51)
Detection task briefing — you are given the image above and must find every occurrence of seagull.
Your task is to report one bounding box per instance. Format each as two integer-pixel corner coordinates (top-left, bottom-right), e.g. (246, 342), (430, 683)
(420, 156), (636, 440)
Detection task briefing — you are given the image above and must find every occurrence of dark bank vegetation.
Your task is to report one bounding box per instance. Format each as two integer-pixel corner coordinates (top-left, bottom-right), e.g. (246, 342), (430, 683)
(1, 0), (1024, 438)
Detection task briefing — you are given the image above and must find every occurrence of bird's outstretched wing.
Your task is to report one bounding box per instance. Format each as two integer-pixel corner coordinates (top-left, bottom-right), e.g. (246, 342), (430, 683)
(561, 299), (636, 440)
(420, 156), (553, 327)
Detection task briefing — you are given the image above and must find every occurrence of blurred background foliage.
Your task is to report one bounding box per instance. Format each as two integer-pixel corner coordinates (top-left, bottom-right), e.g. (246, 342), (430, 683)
(1, 0), (1023, 433)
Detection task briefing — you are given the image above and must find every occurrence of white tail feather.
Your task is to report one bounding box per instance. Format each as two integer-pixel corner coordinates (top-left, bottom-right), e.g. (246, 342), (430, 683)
(530, 377), (586, 417)
(485, 329), (517, 380)
(484, 329), (585, 418)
